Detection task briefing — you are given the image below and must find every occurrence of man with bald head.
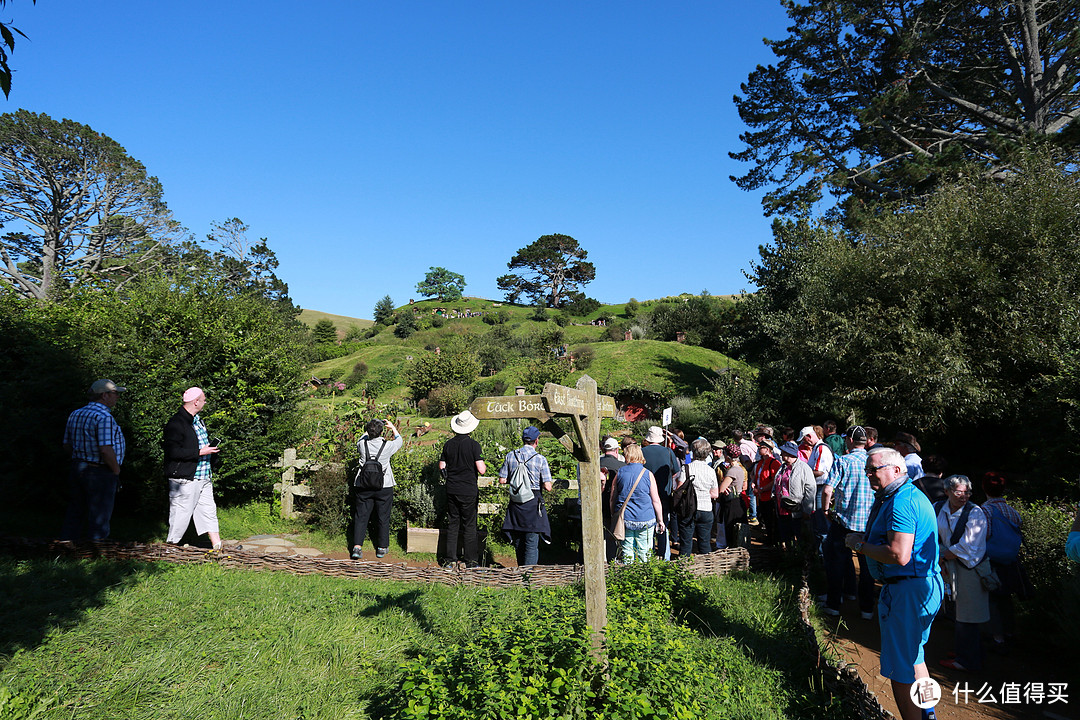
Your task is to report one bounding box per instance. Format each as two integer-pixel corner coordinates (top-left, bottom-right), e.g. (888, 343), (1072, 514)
(163, 387), (228, 550)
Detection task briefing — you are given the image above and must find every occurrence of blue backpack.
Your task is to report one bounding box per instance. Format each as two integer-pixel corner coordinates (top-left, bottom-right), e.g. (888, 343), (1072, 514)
(983, 502), (1022, 564)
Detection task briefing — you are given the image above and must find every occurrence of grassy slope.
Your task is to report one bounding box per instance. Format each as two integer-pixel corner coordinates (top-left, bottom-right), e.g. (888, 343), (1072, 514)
(297, 309), (373, 334)
(307, 296), (745, 399)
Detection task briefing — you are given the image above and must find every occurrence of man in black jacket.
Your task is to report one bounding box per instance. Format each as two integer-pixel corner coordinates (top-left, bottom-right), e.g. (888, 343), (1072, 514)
(163, 387), (226, 549)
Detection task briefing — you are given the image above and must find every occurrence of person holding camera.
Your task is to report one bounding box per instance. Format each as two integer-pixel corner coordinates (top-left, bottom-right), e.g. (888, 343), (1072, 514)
(351, 417), (403, 560)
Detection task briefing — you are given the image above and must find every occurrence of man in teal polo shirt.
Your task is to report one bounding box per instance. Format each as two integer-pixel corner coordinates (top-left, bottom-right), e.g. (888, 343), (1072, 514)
(845, 446), (942, 720)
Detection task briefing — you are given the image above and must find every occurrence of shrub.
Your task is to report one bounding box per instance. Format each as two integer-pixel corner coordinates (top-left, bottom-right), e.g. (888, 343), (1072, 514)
(394, 311), (417, 338)
(365, 366), (401, 397)
(306, 466), (350, 535)
(471, 378), (508, 398)
(426, 384), (471, 417)
(629, 324), (646, 339)
(403, 351), (481, 402)
(571, 345), (595, 371)
(520, 356), (571, 394)
(553, 313), (571, 327)
(530, 304), (549, 321)
(431, 315), (446, 328)
(345, 361), (369, 388)
(624, 298), (639, 318)
(562, 295), (600, 316)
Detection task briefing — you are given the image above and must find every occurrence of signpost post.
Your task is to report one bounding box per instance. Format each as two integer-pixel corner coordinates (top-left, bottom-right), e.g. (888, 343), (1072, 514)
(468, 374), (616, 657)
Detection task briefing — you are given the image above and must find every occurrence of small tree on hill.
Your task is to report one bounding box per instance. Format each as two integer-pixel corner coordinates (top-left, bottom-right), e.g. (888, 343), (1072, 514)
(311, 319), (338, 344)
(416, 266), (466, 302)
(496, 234), (595, 308)
(373, 295), (395, 325)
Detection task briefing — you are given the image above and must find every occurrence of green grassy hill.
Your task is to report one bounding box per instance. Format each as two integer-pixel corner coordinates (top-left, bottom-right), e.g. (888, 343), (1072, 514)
(308, 296), (746, 403)
(297, 309), (373, 335)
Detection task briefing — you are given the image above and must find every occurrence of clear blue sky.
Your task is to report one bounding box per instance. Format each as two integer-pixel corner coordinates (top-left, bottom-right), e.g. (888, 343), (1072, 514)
(10, 1), (791, 319)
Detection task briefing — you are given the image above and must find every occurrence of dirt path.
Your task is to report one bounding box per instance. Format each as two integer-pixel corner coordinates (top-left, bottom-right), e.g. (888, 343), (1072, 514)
(817, 583), (1076, 720)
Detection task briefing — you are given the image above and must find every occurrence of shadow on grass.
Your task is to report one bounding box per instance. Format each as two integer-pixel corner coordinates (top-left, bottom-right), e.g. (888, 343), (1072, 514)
(0, 557), (160, 659)
(656, 355), (727, 396)
(356, 588), (436, 635)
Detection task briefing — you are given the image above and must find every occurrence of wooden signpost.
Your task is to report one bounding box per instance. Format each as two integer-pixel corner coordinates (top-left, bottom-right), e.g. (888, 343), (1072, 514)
(469, 374), (616, 656)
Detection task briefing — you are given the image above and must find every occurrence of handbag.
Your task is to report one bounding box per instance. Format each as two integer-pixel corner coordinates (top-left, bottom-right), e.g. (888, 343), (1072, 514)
(609, 467), (647, 541)
(974, 556), (1001, 592)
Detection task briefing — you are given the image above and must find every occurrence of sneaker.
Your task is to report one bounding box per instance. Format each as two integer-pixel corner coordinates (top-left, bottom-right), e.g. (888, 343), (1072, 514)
(465, 562), (479, 569)
(817, 603), (841, 617)
(748, 517), (760, 526)
(441, 561), (455, 571)
(376, 547), (389, 558)
(350, 546), (362, 560)
(860, 611), (874, 620)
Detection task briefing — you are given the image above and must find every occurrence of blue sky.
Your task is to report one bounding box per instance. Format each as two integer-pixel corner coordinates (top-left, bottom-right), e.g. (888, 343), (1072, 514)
(9, 1), (792, 319)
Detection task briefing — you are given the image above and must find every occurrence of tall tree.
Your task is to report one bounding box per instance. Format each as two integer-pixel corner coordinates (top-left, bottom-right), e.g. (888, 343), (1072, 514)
(311, 319), (338, 344)
(740, 153), (1080, 482)
(415, 266), (466, 301)
(496, 234), (596, 308)
(0, 110), (180, 300)
(731, 0), (1080, 217)
(373, 295), (395, 325)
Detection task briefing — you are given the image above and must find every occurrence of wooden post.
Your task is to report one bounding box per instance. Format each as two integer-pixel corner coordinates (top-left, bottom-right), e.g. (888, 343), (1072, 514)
(470, 378), (616, 659)
(574, 375), (607, 657)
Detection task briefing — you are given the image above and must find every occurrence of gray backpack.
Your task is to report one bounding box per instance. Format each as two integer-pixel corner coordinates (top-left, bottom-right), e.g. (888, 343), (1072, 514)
(507, 451), (535, 503)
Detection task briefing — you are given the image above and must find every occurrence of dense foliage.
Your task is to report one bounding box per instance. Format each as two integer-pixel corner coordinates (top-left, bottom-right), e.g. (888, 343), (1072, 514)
(731, 0), (1080, 217)
(416, 266), (466, 302)
(382, 561), (828, 720)
(496, 234), (596, 308)
(0, 272), (308, 520)
(740, 154), (1080, 486)
(0, 110), (180, 300)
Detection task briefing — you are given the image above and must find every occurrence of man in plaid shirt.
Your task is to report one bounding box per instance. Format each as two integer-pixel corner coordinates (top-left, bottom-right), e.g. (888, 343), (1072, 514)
(61, 379), (127, 541)
(819, 425), (876, 618)
(499, 426), (553, 566)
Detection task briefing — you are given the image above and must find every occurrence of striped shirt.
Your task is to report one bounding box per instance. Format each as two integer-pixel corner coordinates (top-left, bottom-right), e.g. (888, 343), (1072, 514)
(64, 402), (126, 466)
(193, 414), (212, 480)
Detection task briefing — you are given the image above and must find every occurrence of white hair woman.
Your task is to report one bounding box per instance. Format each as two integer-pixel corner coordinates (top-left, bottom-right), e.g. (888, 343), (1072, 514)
(936, 474), (990, 672)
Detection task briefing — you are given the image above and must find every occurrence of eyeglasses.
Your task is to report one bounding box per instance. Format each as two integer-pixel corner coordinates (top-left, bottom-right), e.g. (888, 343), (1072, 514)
(951, 488), (971, 495)
(864, 464), (891, 475)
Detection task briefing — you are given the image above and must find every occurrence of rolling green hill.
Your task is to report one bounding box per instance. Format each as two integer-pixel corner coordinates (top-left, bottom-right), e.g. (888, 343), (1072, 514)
(297, 309), (373, 335)
(308, 296), (747, 403)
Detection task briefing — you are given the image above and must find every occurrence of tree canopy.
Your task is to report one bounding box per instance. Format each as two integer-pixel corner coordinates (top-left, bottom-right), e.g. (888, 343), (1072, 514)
(731, 0), (1080, 217)
(373, 295), (395, 325)
(0, 110), (180, 300)
(496, 234), (596, 308)
(739, 153), (1080, 484)
(416, 266), (465, 302)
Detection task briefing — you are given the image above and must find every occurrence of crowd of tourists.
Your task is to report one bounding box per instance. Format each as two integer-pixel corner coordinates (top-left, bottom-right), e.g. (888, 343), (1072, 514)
(598, 421), (1044, 720)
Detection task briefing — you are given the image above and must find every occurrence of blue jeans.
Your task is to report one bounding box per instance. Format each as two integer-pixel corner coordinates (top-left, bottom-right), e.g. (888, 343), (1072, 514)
(510, 531), (540, 566)
(746, 491), (758, 520)
(678, 510), (714, 555)
(823, 521), (875, 612)
(61, 463), (118, 541)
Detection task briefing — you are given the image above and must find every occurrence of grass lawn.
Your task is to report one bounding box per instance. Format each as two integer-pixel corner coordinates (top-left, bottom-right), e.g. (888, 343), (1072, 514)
(0, 559), (842, 720)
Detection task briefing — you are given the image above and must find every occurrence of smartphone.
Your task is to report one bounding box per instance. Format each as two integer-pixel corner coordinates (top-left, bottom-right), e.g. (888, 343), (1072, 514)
(212, 437), (225, 447)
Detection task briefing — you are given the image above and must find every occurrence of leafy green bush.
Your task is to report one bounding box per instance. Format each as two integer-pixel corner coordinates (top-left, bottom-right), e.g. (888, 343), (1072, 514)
(345, 361), (369, 388)
(553, 312), (571, 327)
(572, 345), (595, 371)
(394, 311), (418, 338)
(365, 366), (401, 397)
(431, 315), (446, 328)
(624, 298), (640, 318)
(403, 351), (480, 402)
(426, 384), (471, 417)
(382, 562), (801, 720)
(1014, 499), (1080, 652)
(307, 466), (350, 535)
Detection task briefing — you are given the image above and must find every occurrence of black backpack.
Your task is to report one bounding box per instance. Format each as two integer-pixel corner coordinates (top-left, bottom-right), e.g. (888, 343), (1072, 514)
(353, 438), (387, 491)
(673, 465), (697, 521)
